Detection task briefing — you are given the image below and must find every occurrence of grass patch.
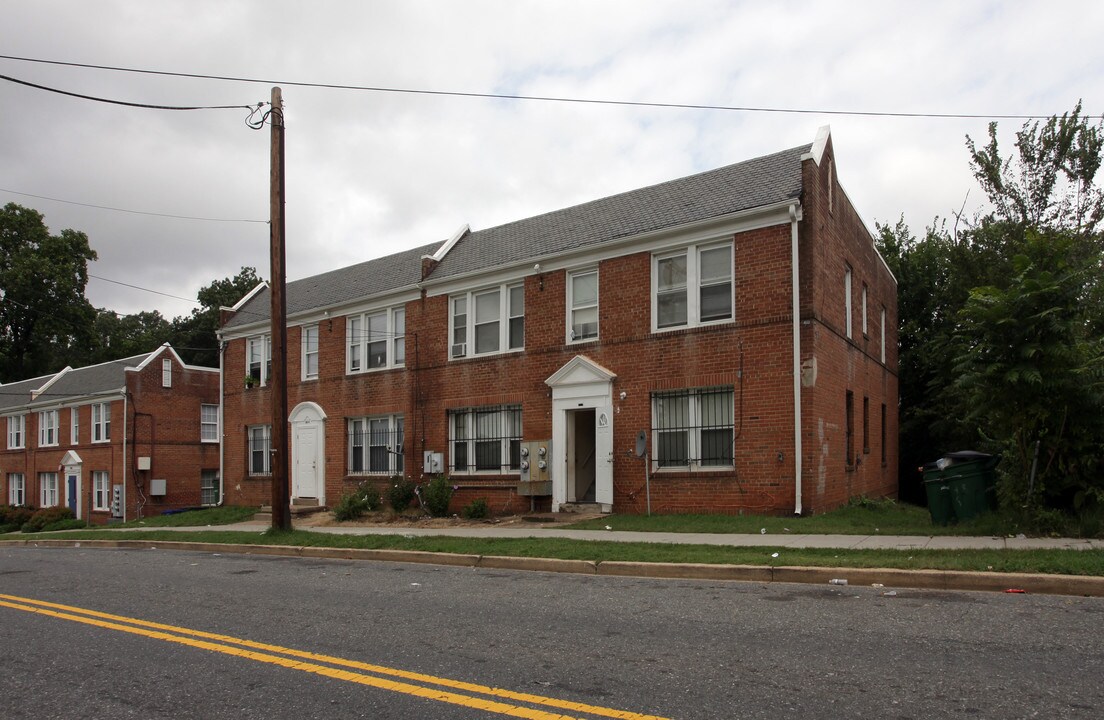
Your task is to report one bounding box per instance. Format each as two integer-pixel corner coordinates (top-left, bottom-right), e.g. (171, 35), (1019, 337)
(24, 527), (1104, 577)
(564, 499), (1019, 537)
(120, 505), (259, 528)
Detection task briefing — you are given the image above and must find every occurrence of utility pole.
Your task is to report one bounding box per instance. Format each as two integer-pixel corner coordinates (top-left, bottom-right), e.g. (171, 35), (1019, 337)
(269, 86), (291, 531)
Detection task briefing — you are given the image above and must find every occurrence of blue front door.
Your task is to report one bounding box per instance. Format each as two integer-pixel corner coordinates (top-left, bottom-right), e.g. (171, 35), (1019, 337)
(67, 475), (78, 514)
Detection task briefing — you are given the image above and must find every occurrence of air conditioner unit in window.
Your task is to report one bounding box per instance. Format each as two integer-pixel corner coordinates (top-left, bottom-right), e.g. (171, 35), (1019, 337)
(451, 342), (466, 358)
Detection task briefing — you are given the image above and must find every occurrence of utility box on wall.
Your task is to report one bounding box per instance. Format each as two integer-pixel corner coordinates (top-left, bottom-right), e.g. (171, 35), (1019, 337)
(517, 440), (552, 496)
(149, 478), (167, 496)
(423, 451), (444, 475)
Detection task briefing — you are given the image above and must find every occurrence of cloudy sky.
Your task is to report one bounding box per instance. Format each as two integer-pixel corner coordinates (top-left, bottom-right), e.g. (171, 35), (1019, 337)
(2, 1), (1101, 319)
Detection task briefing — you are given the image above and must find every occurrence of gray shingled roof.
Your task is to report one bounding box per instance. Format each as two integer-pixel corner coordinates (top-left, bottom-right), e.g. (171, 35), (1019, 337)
(427, 143), (809, 281)
(222, 240), (442, 331)
(0, 353), (151, 411)
(221, 142), (808, 329)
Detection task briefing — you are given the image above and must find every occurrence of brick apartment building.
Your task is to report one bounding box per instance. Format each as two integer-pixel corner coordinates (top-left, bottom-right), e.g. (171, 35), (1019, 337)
(0, 345), (221, 522)
(219, 127), (898, 516)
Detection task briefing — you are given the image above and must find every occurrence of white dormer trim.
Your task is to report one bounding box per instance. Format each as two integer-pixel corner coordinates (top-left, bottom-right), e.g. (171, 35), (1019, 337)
(423, 224), (469, 265)
(802, 125), (831, 166)
(545, 355), (617, 389)
(227, 282), (269, 312)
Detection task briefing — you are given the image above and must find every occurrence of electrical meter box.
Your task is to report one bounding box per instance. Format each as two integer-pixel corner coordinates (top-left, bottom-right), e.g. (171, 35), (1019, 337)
(423, 451), (444, 474)
(517, 440), (552, 496)
(111, 485), (123, 518)
(150, 478), (167, 496)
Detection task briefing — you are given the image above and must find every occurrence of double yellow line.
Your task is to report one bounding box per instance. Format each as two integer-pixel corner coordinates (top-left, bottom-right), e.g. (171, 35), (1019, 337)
(0, 593), (668, 720)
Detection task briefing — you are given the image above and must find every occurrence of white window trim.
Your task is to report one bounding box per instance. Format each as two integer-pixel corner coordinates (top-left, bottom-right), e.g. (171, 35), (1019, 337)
(880, 306), (887, 363)
(651, 388), (736, 473)
(844, 264), (853, 340)
(40, 472), (59, 507)
(650, 241), (734, 333)
(301, 325), (320, 381)
(93, 471), (110, 511)
(347, 414), (404, 475)
(248, 425), (272, 476)
(449, 283), (524, 360)
(247, 334), (272, 386)
(200, 404), (219, 443)
(91, 402), (111, 444)
(7, 414), (26, 450)
(448, 405), (522, 476)
(38, 409), (59, 447)
(200, 469), (220, 506)
(347, 307), (405, 373)
(861, 283), (868, 337)
(70, 406), (79, 445)
(8, 473), (25, 506)
(162, 358), (173, 388)
(567, 268), (599, 343)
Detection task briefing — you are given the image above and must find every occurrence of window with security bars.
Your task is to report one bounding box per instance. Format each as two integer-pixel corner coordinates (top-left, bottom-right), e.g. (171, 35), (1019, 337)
(448, 405), (522, 474)
(248, 425), (271, 475)
(348, 415), (404, 475)
(651, 387), (734, 470)
(201, 470), (220, 506)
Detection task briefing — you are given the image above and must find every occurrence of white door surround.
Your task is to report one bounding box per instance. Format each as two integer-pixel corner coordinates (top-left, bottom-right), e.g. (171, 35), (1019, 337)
(546, 356), (616, 512)
(60, 450), (83, 520)
(289, 402), (326, 504)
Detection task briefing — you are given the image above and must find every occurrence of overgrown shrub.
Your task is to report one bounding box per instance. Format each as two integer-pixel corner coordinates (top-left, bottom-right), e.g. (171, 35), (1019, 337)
(357, 483), (382, 512)
(40, 518), (86, 532)
(462, 498), (490, 520)
(0, 505), (35, 527)
(21, 506), (75, 533)
(387, 476), (416, 512)
(332, 482), (384, 522)
(421, 475), (453, 517)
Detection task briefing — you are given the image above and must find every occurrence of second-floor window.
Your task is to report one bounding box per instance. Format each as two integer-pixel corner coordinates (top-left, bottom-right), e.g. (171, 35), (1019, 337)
(7, 414), (25, 449)
(348, 308), (405, 372)
(568, 269), (599, 342)
(248, 334), (272, 385)
(39, 410), (59, 447)
(653, 242), (733, 331)
(71, 406), (79, 445)
(302, 325), (319, 380)
(201, 404), (219, 442)
(450, 284), (524, 359)
(92, 402), (111, 443)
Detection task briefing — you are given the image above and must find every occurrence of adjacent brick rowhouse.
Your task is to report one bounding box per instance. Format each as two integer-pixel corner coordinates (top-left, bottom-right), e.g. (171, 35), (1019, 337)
(221, 130), (898, 516)
(0, 346), (220, 523)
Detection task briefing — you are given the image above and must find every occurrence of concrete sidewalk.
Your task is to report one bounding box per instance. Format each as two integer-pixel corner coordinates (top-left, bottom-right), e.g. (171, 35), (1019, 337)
(207, 519), (1104, 551)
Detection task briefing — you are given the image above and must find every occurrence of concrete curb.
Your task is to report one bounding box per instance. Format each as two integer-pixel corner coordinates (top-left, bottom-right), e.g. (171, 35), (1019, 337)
(4, 538), (1103, 597)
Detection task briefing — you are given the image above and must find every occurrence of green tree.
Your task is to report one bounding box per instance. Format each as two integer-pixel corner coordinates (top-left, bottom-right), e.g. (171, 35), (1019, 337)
(85, 309), (174, 365)
(170, 266), (262, 367)
(0, 203), (97, 381)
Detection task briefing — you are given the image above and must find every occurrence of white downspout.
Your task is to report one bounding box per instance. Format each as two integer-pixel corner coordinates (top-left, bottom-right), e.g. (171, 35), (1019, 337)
(790, 204), (803, 516)
(122, 391), (129, 522)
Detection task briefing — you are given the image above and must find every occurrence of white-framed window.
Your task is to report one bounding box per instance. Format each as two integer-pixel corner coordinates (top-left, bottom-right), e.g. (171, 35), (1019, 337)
(450, 284), (524, 359)
(248, 425), (271, 475)
(200, 404), (219, 443)
(7, 414), (25, 449)
(652, 242), (733, 331)
(247, 334), (271, 385)
(348, 415), (404, 475)
(301, 325), (319, 380)
(93, 471), (110, 511)
(348, 307), (405, 372)
(7, 473), (25, 506)
(162, 358), (173, 388)
(880, 306), (887, 363)
(651, 387), (735, 471)
(448, 405), (522, 474)
(200, 469), (220, 506)
(92, 402), (111, 443)
(70, 406), (79, 445)
(39, 472), (59, 507)
(38, 410), (59, 447)
(568, 269), (599, 342)
(861, 283), (868, 337)
(844, 264), (853, 340)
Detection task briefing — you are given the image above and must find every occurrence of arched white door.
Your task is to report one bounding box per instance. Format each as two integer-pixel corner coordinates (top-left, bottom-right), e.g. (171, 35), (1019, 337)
(289, 402), (327, 504)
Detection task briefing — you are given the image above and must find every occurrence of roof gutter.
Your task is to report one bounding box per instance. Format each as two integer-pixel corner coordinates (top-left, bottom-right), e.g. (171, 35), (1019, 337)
(790, 203), (803, 516)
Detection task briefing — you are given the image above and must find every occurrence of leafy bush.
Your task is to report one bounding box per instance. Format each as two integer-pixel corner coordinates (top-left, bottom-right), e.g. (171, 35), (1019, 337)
(0, 505), (35, 527)
(462, 498), (490, 520)
(387, 477), (416, 512)
(357, 483), (382, 512)
(0, 523), (21, 534)
(21, 506), (75, 533)
(421, 475), (453, 517)
(332, 482), (384, 522)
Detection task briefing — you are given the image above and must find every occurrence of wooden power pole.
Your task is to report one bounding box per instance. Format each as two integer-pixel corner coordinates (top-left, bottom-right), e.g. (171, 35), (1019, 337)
(269, 87), (291, 531)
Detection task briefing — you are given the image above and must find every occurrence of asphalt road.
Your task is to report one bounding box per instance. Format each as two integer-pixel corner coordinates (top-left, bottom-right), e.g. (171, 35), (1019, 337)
(1, 546), (1102, 719)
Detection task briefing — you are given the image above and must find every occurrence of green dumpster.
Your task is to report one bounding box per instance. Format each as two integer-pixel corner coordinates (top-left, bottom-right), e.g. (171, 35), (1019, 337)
(926, 452), (1001, 524)
(922, 463), (956, 526)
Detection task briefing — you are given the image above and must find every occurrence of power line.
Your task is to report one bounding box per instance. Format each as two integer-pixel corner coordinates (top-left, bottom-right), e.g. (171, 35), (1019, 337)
(88, 274), (201, 305)
(0, 187), (267, 224)
(0, 71), (263, 113)
(0, 54), (1071, 121)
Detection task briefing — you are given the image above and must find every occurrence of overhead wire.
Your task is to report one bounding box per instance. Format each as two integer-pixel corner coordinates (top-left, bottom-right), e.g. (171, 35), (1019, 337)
(0, 187), (267, 224)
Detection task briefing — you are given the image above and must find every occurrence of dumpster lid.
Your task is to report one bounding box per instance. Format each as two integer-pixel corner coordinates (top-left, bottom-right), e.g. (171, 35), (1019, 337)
(944, 450), (993, 461)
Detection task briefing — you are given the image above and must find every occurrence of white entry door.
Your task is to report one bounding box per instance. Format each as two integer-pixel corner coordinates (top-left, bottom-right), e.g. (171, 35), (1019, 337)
(292, 424), (320, 499)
